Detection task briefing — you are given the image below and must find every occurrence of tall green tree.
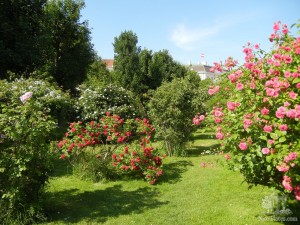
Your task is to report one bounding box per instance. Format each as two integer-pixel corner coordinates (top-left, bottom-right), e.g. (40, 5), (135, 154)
(138, 48), (153, 93)
(150, 50), (187, 88)
(43, 0), (94, 92)
(0, 0), (47, 78)
(112, 30), (141, 93)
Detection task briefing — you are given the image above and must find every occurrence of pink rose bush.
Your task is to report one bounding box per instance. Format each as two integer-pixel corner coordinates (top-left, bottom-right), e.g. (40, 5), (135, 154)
(194, 21), (300, 200)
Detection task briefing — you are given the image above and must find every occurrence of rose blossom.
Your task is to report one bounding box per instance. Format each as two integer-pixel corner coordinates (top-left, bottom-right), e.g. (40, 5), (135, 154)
(279, 124), (288, 131)
(294, 186), (300, 201)
(276, 162), (290, 172)
(275, 106), (286, 119)
(238, 141), (247, 151)
(236, 83), (244, 90)
(261, 148), (270, 155)
(263, 125), (272, 133)
(260, 107), (269, 115)
(224, 154), (231, 160)
(215, 132), (224, 140)
(282, 175), (293, 191)
(268, 140), (275, 145)
(284, 152), (297, 163)
(289, 91), (297, 100)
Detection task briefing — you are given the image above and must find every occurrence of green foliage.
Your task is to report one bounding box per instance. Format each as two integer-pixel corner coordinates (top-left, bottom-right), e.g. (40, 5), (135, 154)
(42, 0), (94, 92)
(112, 30), (141, 93)
(0, 82), (56, 223)
(83, 56), (112, 88)
(0, 0), (47, 78)
(75, 84), (144, 121)
(0, 0), (94, 92)
(148, 76), (203, 156)
(112, 32), (191, 96)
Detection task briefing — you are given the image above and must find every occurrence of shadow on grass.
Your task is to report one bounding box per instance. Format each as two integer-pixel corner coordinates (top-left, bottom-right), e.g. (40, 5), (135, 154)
(50, 157), (73, 177)
(44, 184), (168, 224)
(186, 144), (221, 157)
(159, 160), (193, 184)
(283, 200), (300, 225)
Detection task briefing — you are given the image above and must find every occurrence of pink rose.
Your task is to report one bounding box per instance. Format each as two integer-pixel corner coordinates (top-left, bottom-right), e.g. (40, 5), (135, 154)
(275, 106), (286, 119)
(236, 83), (244, 90)
(276, 163), (290, 172)
(282, 179), (293, 191)
(263, 125), (272, 133)
(279, 124), (288, 131)
(294, 186), (300, 201)
(238, 141), (247, 151)
(261, 148), (270, 155)
(224, 154), (231, 160)
(260, 107), (269, 115)
(289, 91), (297, 100)
(215, 132), (224, 140)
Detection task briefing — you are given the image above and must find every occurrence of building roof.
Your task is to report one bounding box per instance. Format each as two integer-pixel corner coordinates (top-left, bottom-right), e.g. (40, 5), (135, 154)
(189, 64), (213, 73)
(103, 59), (114, 70)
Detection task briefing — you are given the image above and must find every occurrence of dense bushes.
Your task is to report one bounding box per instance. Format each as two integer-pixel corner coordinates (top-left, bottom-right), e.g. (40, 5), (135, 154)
(55, 113), (163, 184)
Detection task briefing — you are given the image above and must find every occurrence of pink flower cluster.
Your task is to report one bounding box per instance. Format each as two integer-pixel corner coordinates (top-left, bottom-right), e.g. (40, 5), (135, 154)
(212, 107), (224, 123)
(276, 105), (300, 119)
(228, 70), (243, 83)
(227, 101), (240, 111)
(208, 85), (220, 95)
(277, 152), (299, 198)
(282, 175), (293, 191)
(209, 62), (223, 73)
(193, 114), (205, 125)
(215, 126), (224, 140)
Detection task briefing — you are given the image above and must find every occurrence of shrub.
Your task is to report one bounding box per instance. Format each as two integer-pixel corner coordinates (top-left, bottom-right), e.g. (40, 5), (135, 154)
(0, 83), (56, 223)
(75, 84), (144, 121)
(0, 77), (74, 134)
(55, 113), (163, 184)
(195, 21), (300, 201)
(148, 76), (205, 156)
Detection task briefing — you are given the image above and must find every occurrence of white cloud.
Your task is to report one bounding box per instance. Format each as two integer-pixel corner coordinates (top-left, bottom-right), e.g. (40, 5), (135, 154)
(170, 22), (227, 51)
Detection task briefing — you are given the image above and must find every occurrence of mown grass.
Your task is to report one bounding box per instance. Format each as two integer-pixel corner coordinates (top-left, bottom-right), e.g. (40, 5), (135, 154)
(41, 130), (300, 225)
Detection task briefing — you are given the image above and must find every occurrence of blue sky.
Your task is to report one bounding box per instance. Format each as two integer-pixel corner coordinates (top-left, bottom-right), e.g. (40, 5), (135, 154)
(81, 0), (300, 66)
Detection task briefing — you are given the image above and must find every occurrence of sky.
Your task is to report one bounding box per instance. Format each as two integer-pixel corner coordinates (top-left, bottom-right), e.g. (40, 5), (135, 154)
(80, 0), (300, 66)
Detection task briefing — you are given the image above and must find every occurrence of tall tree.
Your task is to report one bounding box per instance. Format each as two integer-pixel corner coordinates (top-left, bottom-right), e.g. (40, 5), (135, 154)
(138, 48), (153, 93)
(0, 0), (47, 78)
(150, 50), (187, 88)
(43, 0), (94, 92)
(112, 30), (141, 93)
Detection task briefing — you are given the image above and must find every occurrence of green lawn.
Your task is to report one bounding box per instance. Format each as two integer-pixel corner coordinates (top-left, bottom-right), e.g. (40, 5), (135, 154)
(41, 131), (300, 225)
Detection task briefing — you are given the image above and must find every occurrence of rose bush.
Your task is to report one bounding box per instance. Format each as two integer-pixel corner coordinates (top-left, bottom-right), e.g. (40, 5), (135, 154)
(0, 78), (73, 134)
(194, 21), (300, 201)
(0, 81), (56, 223)
(56, 113), (163, 184)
